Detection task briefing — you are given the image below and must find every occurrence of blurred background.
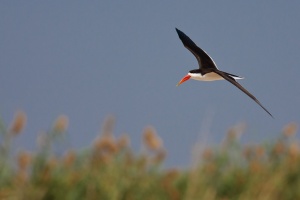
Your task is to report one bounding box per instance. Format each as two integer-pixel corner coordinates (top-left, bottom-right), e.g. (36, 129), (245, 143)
(1, 1), (299, 167)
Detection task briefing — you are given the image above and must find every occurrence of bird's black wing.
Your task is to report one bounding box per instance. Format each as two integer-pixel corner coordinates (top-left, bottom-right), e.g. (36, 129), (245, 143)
(176, 28), (217, 70)
(213, 70), (273, 118)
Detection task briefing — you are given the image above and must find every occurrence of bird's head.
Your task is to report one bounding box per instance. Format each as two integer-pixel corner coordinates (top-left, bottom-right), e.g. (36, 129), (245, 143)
(176, 73), (191, 86)
(176, 69), (201, 86)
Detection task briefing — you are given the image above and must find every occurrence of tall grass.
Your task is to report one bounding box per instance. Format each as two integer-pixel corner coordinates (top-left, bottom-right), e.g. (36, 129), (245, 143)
(0, 111), (299, 200)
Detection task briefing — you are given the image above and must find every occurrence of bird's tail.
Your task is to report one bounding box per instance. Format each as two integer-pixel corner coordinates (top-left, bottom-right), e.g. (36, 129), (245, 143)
(224, 72), (244, 80)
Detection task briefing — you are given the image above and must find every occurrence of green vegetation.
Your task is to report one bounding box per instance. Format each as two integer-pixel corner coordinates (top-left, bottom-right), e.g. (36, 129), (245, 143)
(0, 111), (299, 200)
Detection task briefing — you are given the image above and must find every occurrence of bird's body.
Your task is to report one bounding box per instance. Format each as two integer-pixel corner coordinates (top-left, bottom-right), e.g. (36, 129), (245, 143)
(187, 71), (244, 82)
(175, 28), (273, 117)
(189, 72), (224, 81)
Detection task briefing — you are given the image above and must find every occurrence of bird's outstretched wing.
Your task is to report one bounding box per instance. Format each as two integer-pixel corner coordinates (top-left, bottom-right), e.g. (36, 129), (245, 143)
(176, 28), (217, 70)
(213, 70), (273, 118)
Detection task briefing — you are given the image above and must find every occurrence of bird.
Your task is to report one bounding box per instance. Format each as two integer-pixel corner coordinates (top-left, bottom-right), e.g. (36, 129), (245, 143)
(175, 28), (273, 118)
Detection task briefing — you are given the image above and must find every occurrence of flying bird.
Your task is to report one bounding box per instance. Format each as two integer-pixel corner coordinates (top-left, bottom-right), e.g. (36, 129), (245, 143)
(175, 28), (273, 117)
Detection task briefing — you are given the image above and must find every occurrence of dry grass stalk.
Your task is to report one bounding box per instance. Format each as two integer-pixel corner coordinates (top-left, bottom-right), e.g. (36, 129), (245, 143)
(101, 115), (115, 137)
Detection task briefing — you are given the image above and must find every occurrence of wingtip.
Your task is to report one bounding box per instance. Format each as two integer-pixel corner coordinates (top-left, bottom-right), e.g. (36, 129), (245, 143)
(263, 107), (274, 119)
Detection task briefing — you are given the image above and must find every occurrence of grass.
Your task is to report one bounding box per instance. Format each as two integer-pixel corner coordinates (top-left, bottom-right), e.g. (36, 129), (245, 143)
(0, 111), (299, 200)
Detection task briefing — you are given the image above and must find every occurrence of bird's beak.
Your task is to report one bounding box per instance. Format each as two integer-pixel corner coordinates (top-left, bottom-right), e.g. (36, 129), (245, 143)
(176, 74), (191, 86)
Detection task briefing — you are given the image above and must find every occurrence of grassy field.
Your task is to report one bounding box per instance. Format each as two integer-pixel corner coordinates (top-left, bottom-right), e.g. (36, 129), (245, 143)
(0, 112), (299, 200)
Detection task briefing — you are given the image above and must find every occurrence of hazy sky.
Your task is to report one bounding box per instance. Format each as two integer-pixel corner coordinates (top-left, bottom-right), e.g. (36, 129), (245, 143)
(1, 1), (300, 167)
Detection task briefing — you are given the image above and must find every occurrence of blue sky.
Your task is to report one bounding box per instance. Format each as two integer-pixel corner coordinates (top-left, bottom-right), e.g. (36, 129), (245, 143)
(1, 1), (300, 167)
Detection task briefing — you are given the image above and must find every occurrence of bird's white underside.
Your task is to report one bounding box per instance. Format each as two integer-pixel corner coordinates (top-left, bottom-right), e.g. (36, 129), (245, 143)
(188, 72), (244, 81)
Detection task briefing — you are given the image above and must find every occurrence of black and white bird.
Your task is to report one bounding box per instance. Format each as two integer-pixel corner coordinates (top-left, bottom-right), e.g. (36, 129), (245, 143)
(175, 28), (273, 117)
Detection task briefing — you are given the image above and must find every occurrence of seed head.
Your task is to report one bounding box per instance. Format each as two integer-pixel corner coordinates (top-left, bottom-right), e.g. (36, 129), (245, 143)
(272, 142), (285, 156)
(202, 148), (214, 161)
(53, 115), (69, 133)
(93, 136), (118, 154)
(63, 150), (76, 167)
(142, 126), (163, 151)
(9, 111), (27, 136)
(283, 122), (298, 137)
(17, 151), (32, 170)
(117, 134), (131, 150)
(255, 145), (265, 159)
(288, 142), (299, 158)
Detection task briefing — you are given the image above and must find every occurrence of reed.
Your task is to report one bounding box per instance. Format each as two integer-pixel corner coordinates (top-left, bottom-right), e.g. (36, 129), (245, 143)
(0, 112), (299, 199)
